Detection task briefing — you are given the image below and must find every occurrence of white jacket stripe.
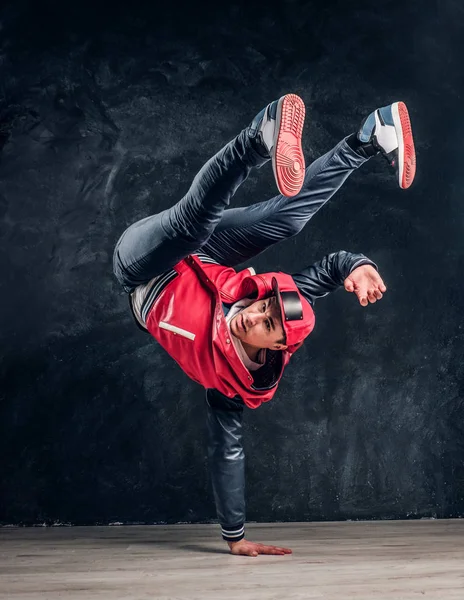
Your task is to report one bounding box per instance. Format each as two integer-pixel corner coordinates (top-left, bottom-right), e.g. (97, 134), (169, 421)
(159, 322), (196, 341)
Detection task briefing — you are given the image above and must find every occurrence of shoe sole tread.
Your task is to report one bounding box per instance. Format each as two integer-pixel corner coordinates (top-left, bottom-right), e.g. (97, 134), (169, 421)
(272, 94), (306, 197)
(395, 101), (416, 189)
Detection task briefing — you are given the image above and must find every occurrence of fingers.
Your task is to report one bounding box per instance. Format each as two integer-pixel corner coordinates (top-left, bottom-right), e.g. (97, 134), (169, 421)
(367, 287), (386, 303)
(256, 543), (292, 555)
(344, 279), (355, 293)
(360, 290), (377, 305)
(254, 545), (285, 555)
(371, 273), (387, 294)
(234, 543), (292, 557)
(358, 285), (386, 306)
(367, 289), (377, 303)
(355, 283), (368, 306)
(351, 271), (387, 306)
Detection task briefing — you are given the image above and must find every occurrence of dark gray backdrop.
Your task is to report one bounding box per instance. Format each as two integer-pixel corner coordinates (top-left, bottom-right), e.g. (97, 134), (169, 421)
(1, 0), (463, 526)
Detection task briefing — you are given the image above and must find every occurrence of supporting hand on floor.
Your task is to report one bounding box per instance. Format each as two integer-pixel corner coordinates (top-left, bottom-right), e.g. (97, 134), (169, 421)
(344, 264), (387, 307)
(227, 538), (292, 557)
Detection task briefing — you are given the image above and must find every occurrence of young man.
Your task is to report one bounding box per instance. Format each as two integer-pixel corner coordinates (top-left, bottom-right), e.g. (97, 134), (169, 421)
(113, 94), (416, 557)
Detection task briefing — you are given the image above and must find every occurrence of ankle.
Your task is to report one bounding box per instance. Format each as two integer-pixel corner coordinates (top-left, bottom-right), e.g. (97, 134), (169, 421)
(247, 130), (271, 159)
(346, 132), (379, 159)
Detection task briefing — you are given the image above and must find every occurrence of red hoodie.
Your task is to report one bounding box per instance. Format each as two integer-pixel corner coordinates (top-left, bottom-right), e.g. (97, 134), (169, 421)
(145, 254), (315, 408)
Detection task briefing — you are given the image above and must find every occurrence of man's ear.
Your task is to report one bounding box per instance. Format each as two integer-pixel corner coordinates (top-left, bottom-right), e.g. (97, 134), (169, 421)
(272, 343), (288, 351)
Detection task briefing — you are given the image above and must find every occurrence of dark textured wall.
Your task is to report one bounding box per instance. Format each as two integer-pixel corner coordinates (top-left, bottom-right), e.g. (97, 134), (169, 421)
(1, 0), (463, 526)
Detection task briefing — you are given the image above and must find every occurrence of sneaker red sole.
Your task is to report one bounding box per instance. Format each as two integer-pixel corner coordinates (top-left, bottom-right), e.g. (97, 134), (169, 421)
(397, 101), (416, 189)
(273, 94), (306, 197)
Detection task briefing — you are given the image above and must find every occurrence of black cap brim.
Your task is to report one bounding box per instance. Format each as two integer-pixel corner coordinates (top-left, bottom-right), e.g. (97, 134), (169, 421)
(272, 277), (303, 322)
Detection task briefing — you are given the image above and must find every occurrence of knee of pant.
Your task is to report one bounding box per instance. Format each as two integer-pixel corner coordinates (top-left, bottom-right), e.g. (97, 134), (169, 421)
(112, 250), (133, 292)
(112, 248), (125, 280)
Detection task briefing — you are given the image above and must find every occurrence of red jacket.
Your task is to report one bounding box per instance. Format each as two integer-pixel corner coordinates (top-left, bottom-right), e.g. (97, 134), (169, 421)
(145, 254), (315, 408)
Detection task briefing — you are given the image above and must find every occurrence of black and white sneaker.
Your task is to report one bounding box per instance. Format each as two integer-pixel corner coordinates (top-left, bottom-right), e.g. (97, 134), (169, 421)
(358, 101), (416, 189)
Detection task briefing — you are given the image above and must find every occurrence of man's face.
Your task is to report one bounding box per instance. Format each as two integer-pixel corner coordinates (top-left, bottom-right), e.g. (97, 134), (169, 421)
(230, 296), (287, 351)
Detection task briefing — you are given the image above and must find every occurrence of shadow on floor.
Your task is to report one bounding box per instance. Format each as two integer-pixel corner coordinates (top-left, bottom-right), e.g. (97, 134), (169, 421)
(116, 538), (230, 554)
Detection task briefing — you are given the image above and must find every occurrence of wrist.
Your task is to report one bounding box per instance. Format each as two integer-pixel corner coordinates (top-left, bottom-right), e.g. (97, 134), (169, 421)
(349, 259), (378, 274)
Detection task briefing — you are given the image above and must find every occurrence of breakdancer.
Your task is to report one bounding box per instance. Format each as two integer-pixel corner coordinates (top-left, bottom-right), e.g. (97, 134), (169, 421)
(113, 93), (416, 556)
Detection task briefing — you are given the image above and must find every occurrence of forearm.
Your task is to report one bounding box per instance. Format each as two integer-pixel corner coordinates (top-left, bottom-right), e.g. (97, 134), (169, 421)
(205, 389), (246, 543)
(292, 250), (377, 305)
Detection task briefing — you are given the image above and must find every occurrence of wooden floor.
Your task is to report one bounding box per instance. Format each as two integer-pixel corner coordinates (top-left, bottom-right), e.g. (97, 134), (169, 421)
(0, 520), (463, 599)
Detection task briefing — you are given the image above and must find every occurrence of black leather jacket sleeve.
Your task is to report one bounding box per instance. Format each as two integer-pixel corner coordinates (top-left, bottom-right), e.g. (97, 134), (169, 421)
(205, 252), (377, 544)
(205, 389), (246, 543)
(291, 250), (378, 306)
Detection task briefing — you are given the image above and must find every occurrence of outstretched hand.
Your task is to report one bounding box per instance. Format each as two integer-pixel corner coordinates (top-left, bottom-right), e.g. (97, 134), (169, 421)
(344, 264), (387, 307)
(228, 538), (292, 557)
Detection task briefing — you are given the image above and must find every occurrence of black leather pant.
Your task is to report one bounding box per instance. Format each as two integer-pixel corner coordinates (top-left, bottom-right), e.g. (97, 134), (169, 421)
(205, 389), (246, 542)
(113, 127), (366, 293)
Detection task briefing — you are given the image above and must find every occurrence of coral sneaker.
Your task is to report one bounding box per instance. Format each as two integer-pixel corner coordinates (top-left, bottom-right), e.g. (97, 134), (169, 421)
(248, 94), (306, 197)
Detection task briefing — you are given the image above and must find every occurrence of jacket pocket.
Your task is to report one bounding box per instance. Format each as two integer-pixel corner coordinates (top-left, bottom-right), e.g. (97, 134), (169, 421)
(159, 321), (196, 341)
